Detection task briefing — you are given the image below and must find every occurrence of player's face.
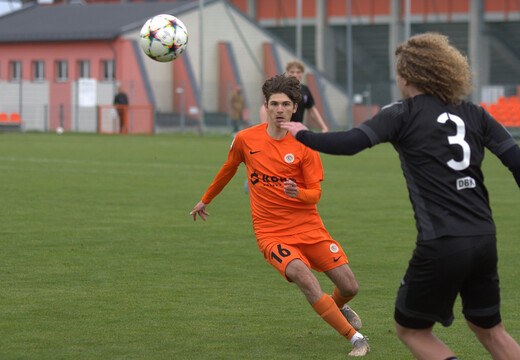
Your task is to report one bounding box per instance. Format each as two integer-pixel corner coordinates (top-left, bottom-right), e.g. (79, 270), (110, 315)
(286, 66), (303, 81)
(266, 93), (297, 128)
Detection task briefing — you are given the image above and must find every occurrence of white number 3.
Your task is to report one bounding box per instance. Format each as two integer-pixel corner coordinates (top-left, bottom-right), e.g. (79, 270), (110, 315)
(436, 112), (471, 171)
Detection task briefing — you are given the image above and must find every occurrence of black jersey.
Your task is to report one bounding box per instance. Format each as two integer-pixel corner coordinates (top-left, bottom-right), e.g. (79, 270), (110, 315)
(358, 94), (517, 241)
(291, 84), (315, 123)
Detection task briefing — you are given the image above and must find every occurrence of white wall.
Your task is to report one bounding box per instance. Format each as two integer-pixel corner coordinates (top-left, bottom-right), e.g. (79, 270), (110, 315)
(0, 81), (49, 131)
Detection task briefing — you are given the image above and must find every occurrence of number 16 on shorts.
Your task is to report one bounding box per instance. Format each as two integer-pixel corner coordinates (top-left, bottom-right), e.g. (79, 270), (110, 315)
(266, 243), (304, 280)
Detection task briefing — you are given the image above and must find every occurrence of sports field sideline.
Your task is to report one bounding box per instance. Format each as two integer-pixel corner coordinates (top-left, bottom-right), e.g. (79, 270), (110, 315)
(1, 132), (518, 359)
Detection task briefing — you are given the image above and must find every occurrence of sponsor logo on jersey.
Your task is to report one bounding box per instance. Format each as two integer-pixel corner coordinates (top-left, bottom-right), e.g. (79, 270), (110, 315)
(249, 171), (296, 187)
(456, 176), (476, 190)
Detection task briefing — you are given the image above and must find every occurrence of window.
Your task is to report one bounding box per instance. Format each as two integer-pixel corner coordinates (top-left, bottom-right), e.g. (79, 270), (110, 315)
(56, 60), (68, 82)
(33, 60), (45, 81)
(78, 60), (90, 78)
(10, 61), (21, 81)
(101, 60), (115, 81)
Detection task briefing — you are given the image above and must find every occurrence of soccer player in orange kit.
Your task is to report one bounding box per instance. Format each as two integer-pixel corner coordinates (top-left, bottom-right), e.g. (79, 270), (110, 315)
(190, 74), (370, 357)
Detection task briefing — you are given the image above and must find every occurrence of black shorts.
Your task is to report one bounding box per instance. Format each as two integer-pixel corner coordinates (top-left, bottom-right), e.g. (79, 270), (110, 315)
(394, 235), (501, 329)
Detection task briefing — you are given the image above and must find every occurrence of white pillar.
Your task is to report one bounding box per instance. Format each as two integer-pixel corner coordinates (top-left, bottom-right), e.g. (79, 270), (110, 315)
(389, 0), (404, 101)
(247, 0), (256, 20)
(469, 0), (489, 103)
(315, 0), (334, 77)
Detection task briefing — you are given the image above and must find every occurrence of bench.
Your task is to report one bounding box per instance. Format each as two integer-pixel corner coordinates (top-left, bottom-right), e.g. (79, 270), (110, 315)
(0, 112), (22, 132)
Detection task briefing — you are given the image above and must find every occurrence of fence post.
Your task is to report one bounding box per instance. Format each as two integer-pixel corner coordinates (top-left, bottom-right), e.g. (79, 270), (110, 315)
(364, 83), (372, 121)
(177, 81), (185, 132)
(152, 106), (156, 135)
(75, 81), (79, 132)
(19, 76), (23, 121)
(130, 80), (134, 134)
(44, 104), (48, 132)
(226, 82), (231, 129)
(59, 104), (64, 130)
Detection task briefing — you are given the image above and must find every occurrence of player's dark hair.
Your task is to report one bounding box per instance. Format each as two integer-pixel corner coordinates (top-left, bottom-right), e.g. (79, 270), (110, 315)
(262, 74), (302, 105)
(395, 32), (472, 105)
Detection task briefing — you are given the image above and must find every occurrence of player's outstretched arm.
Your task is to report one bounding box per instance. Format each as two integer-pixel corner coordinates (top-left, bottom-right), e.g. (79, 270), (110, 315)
(281, 122), (371, 156)
(190, 200), (209, 221)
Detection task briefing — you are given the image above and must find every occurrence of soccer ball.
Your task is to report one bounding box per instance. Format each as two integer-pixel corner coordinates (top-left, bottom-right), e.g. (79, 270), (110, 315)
(139, 14), (188, 62)
(56, 126), (64, 134)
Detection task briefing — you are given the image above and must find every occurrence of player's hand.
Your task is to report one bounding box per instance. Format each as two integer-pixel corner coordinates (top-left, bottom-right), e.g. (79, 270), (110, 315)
(284, 180), (299, 198)
(190, 201), (209, 221)
(321, 126), (328, 133)
(280, 122), (308, 138)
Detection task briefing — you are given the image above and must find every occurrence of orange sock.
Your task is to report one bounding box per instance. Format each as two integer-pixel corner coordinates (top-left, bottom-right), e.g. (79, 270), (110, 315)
(312, 293), (356, 340)
(331, 286), (354, 308)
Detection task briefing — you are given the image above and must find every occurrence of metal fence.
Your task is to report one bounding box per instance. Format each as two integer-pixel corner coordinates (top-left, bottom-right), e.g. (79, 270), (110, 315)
(2, 77), (517, 134)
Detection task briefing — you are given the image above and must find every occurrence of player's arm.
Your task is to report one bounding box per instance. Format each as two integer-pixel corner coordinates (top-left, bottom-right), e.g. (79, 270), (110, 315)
(191, 200), (209, 221)
(283, 100), (404, 154)
(282, 120), (371, 156)
(296, 128), (371, 155)
(497, 144), (520, 188)
(190, 160), (239, 221)
(284, 180), (321, 204)
(190, 137), (244, 221)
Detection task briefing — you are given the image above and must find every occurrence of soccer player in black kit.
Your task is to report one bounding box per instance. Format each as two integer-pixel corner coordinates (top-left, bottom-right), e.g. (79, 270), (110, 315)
(284, 60), (328, 132)
(260, 60), (329, 133)
(282, 33), (520, 360)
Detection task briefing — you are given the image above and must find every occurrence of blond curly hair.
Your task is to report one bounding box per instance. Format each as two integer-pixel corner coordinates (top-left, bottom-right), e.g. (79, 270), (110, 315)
(395, 33), (472, 105)
(285, 60), (305, 73)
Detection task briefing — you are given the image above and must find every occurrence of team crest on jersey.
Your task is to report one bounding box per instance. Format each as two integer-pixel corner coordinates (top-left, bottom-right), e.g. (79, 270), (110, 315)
(284, 153), (294, 163)
(329, 244), (339, 253)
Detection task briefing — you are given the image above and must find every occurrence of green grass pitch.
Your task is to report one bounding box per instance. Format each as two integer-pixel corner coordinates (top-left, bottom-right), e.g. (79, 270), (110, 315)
(0, 132), (518, 359)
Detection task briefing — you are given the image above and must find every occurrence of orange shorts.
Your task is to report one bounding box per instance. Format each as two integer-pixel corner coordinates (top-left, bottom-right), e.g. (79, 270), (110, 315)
(257, 228), (349, 281)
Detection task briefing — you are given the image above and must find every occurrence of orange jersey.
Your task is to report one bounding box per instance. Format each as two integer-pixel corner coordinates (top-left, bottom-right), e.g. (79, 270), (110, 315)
(202, 123), (325, 237)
